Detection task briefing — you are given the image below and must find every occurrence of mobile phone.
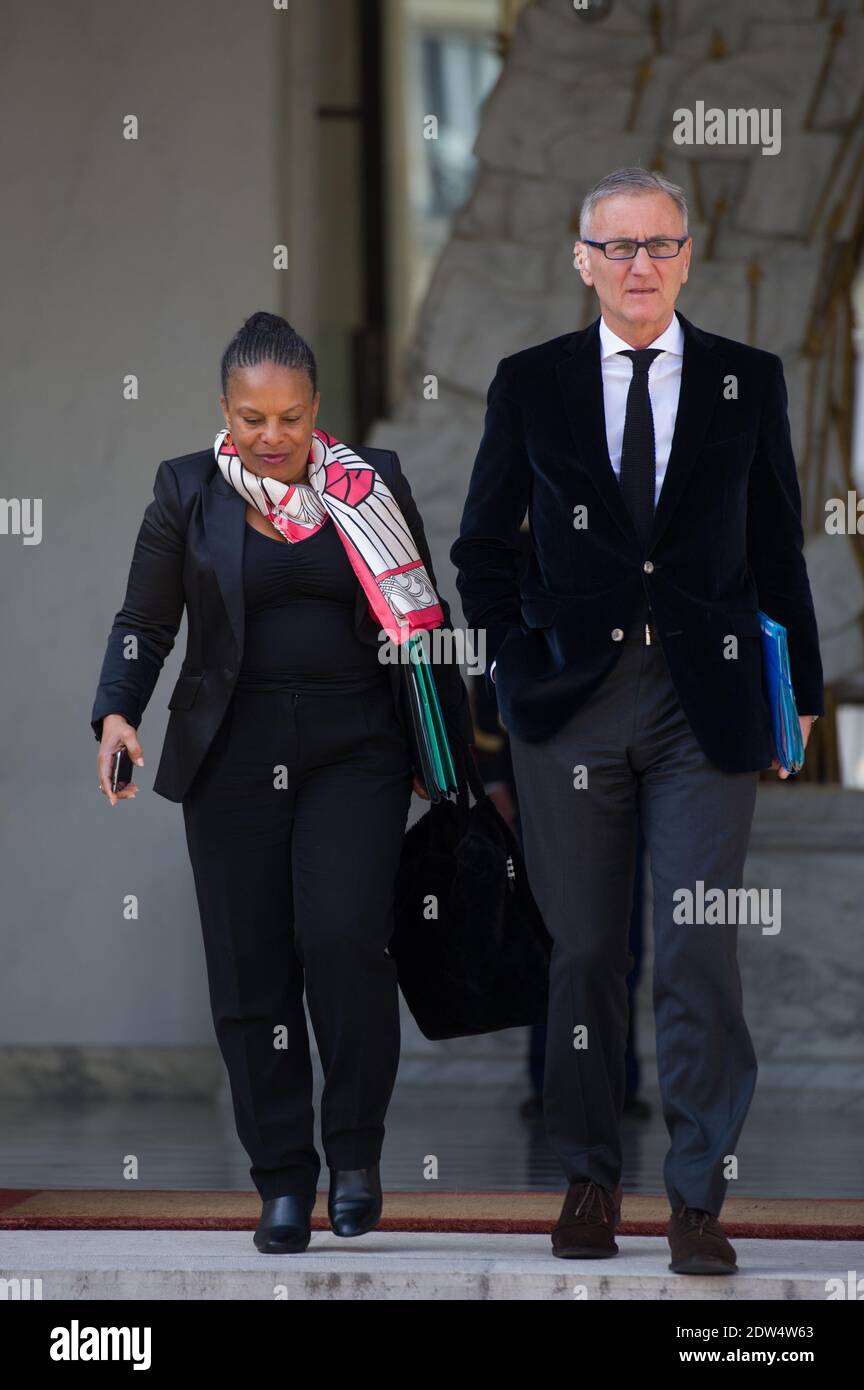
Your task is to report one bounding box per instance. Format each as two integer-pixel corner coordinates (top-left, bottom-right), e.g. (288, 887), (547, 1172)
(111, 748), (135, 793)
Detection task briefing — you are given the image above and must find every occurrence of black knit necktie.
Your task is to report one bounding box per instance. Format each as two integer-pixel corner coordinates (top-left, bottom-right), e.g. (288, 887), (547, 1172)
(617, 349), (661, 547)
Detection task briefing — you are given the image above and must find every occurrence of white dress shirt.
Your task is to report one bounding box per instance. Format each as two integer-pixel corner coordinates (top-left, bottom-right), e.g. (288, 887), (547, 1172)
(490, 311), (684, 684)
(599, 309), (684, 506)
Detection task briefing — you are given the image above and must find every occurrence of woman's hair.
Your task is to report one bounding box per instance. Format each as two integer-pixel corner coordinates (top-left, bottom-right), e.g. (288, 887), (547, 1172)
(220, 311), (317, 398)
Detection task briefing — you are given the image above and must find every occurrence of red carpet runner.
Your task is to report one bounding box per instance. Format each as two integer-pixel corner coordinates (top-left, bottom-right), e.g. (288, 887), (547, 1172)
(1, 1189), (861, 1239)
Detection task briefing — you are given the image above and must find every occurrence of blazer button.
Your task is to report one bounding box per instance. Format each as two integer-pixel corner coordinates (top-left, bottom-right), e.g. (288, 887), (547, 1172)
(611, 628), (624, 641)
(642, 560), (654, 573)
(223, 667), (234, 679)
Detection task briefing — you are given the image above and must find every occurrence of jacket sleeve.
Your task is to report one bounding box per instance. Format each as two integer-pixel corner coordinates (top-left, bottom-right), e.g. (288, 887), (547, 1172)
(388, 449), (475, 750)
(449, 355), (532, 698)
(90, 459), (187, 741)
(746, 355), (824, 717)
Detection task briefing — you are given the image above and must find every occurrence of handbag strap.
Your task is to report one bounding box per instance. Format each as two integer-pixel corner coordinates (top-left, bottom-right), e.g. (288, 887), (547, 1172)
(449, 730), (487, 805)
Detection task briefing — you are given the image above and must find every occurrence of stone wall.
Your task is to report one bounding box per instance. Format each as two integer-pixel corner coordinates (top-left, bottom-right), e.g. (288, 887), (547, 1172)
(369, 0), (864, 685)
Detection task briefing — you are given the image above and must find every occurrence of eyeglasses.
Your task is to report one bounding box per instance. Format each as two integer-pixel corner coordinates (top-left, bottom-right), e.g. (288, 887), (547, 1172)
(581, 237), (689, 260)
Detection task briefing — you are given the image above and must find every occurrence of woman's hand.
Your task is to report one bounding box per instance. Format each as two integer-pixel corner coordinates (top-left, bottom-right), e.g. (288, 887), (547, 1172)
(97, 715), (145, 807)
(412, 774), (430, 800)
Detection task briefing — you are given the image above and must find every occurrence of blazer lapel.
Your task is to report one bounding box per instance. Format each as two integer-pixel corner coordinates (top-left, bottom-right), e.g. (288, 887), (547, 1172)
(556, 320), (638, 544)
(204, 470), (246, 657)
(556, 312), (726, 552)
(648, 312), (725, 550)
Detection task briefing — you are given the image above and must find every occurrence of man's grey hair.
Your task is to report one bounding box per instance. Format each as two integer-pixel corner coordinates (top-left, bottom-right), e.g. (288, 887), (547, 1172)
(579, 167), (689, 240)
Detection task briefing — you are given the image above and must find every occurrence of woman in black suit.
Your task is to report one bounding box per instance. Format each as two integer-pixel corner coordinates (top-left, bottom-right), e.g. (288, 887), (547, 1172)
(92, 311), (474, 1253)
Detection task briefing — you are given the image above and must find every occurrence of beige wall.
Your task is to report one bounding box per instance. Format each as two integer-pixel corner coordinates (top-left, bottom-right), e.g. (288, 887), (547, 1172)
(0, 0), (305, 1046)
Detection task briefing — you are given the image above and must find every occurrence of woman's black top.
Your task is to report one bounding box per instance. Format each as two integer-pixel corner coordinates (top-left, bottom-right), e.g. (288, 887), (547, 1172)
(235, 518), (391, 694)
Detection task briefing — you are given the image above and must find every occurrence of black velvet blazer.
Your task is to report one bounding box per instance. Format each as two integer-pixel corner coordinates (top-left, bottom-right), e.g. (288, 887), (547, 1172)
(91, 445), (474, 801)
(450, 312), (824, 774)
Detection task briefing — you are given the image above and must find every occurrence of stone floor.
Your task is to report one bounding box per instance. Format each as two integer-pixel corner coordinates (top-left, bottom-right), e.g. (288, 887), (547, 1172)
(0, 1056), (861, 1197)
(3, 1055), (860, 1302)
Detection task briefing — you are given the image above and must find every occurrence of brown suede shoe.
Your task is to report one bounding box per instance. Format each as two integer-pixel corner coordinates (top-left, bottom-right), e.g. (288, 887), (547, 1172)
(668, 1205), (737, 1274)
(551, 1180), (623, 1258)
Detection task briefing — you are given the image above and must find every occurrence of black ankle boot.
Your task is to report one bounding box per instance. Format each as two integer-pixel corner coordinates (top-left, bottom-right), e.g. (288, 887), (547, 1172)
(253, 1194), (316, 1254)
(327, 1164), (382, 1237)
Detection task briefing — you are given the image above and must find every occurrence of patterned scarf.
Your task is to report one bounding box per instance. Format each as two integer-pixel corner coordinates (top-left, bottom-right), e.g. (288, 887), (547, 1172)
(214, 426), (444, 643)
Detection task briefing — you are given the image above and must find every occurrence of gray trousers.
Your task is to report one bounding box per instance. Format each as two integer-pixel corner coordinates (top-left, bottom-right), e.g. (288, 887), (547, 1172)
(508, 638), (760, 1214)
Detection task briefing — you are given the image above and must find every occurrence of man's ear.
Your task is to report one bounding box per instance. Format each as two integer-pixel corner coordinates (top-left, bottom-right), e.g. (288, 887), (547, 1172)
(680, 236), (693, 285)
(573, 242), (593, 286)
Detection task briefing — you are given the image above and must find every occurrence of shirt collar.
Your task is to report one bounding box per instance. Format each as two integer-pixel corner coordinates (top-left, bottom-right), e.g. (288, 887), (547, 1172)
(599, 310), (684, 361)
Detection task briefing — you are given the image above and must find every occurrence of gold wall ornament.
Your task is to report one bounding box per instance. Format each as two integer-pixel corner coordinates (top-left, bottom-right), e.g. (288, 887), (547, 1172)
(703, 192), (729, 262)
(806, 88), (864, 242)
(689, 162), (706, 224)
(625, 59), (653, 131)
(804, 15), (846, 131)
(497, 0), (535, 48)
(649, 1), (665, 52)
(803, 201), (848, 351)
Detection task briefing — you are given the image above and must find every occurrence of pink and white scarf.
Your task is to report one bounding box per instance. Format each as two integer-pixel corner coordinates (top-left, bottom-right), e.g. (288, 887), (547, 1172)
(215, 426), (444, 643)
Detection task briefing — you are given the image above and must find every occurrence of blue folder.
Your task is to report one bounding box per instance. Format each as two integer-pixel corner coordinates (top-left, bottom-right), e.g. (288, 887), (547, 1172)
(758, 611), (805, 774)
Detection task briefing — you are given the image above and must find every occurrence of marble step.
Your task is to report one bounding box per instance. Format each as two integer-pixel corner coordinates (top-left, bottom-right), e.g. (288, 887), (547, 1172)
(2, 1230), (862, 1301)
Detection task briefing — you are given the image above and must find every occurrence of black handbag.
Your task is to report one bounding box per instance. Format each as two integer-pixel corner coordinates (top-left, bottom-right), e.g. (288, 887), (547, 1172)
(390, 734), (552, 1040)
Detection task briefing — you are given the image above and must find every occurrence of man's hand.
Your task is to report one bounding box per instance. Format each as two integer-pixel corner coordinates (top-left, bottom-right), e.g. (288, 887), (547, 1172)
(486, 780), (517, 829)
(412, 774), (430, 800)
(770, 714), (815, 780)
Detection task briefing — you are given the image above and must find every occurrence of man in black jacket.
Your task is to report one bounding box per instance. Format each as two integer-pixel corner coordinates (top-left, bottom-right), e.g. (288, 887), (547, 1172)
(450, 167), (822, 1274)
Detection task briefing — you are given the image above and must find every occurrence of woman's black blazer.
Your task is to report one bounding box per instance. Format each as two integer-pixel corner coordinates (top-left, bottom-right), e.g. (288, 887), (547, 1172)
(90, 444), (475, 802)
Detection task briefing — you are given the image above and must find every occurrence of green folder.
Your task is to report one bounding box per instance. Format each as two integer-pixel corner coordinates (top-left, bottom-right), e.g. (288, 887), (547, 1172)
(407, 633), (458, 796)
